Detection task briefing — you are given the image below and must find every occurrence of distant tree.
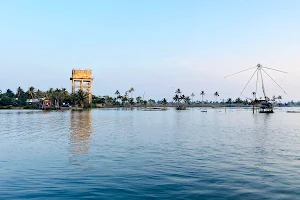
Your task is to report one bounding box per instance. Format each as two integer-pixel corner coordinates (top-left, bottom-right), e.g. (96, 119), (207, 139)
(115, 90), (120, 103)
(27, 86), (35, 99)
(148, 99), (155, 105)
(235, 97), (243, 104)
(161, 98), (167, 106)
(277, 95), (282, 103)
(191, 93), (195, 103)
(200, 91), (205, 103)
(184, 96), (191, 104)
(129, 87), (135, 98)
(136, 96), (142, 104)
(36, 89), (44, 99)
(173, 94), (180, 106)
(129, 98), (135, 106)
(214, 91), (219, 102)
(16, 87), (24, 99)
(76, 89), (88, 107)
(179, 94), (186, 104)
(175, 88), (181, 95)
(5, 89), (15, 98)
(226, 98), (232, 104)
(252, 92), (256, 100)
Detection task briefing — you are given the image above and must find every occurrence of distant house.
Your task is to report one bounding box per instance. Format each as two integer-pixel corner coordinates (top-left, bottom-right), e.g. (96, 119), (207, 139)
(26, 99), (40, 105)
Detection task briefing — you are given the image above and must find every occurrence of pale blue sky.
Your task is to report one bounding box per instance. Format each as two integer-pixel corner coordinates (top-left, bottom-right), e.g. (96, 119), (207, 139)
(0, 0), (299, 101)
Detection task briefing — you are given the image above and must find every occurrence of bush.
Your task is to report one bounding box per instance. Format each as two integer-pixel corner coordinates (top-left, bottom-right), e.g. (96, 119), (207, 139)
(23, 104), (39, 109)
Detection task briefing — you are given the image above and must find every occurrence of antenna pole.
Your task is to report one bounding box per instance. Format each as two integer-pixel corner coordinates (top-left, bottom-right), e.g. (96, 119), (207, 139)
(255, 69), (259, 98)
(260, 69), (267, 99)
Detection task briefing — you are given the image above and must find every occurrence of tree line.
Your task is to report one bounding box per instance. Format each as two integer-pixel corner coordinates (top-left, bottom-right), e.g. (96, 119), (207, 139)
(0, 86), (294, 109)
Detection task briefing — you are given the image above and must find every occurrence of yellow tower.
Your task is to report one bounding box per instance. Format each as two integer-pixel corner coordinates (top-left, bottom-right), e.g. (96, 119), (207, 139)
(70, 69), (93, 104)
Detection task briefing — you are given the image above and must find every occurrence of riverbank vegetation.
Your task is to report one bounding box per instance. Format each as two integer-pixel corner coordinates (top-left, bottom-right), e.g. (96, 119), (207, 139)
(0, 87), (297, 109)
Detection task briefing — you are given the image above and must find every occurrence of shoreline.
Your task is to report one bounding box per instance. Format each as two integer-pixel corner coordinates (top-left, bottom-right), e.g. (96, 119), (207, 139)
(0, 104), (298, 110)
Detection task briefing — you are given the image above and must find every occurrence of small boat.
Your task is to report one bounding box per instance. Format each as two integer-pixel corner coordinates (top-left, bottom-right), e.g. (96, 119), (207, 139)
(201, 110), (207, 112)
(287, 111), (300, 113)
(143, 107), (167, 111)
(176, 105), (186, 110)
(71, 107), (84, 111)
(60, 103), (71, 110)
(259, 110), (274, 113)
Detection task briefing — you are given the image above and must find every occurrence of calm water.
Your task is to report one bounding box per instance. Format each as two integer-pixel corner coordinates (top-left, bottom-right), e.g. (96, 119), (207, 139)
(1, 108), (300, 199)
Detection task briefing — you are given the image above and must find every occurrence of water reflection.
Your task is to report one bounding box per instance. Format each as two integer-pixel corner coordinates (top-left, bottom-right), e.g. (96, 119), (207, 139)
(69, 110), (93, 156)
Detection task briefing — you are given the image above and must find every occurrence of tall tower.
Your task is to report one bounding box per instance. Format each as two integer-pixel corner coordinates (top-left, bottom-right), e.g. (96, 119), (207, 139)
(70, 69), (93, 104)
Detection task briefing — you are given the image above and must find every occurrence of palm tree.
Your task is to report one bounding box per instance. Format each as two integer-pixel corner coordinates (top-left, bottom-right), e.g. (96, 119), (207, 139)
(54, 88), (62, 108)
(184, 96), (191, 104)
(129, 98), (135, 106)
(173, 94), (180, 106)
(136, 96), (142, 104)
(46, 88), (55, 104)
(175, 88), (181, 95)
(252, 92), (256, 100)
(5, 89), (15, 98)
(115, 90), (120, 102)
(179, 94), (186, 103)
(226, 98), (232, 104)
(191, 93), (195, 104)
(36, 89), (43, 100)
(121, 95), (128, 106)
(200, 91), (205, 103)
(148, 99), (155, 105)
(76, 89), (88, 107)
(214, 92), (219, 102)
(117, 95), (123, 105)
(277, 95), (282, 103)
(28, 86), (35, 99)
(129, 87), (135, 98)
(16, 87), (24, 99)
(60, 88), (68, 103)
(161, 98), (167, 106)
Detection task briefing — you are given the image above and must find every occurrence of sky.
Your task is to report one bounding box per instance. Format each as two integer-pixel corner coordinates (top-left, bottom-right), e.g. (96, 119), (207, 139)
(0, 0), (299, 102)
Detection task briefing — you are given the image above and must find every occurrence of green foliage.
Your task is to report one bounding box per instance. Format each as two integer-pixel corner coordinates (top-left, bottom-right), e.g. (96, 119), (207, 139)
(23, 104), (39, 109)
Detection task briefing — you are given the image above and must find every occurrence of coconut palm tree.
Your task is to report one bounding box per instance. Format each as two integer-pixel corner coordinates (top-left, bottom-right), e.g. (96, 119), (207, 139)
(46, 88), (55, 104)
(148, 99), (155, 105)
(129, 87), (135, 98)
(226, 98), (232, 104)
(36, 89), (43, 100)
(200, 91), (205, 103)
(76, 89), (88, 107)
(191, 93), (195, 104)
(175, 88), (181, 95)
(60, 88), (68, 103)
(136, 96), (142, 104)
(184, 96), (191, 104)
(115, 90), (120, 101)
(129, 98), (135, 106)
(16, 87), (24, 99)
(161, 98), (167, 106)
(277, 95), (282, 103)
(252, 92), (256, 100)
(179, 94), (186, 103)
(214, 92), (219, 102)
(117, 94), (123, 105)
(121, 95), (128, 106)
(5, 89), (14, 98)
(173, 94), (180, 106)
(27, 86), (35, 99)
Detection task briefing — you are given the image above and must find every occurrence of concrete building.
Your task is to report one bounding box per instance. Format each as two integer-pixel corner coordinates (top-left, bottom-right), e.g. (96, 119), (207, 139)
(70, 69), (93, 104)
